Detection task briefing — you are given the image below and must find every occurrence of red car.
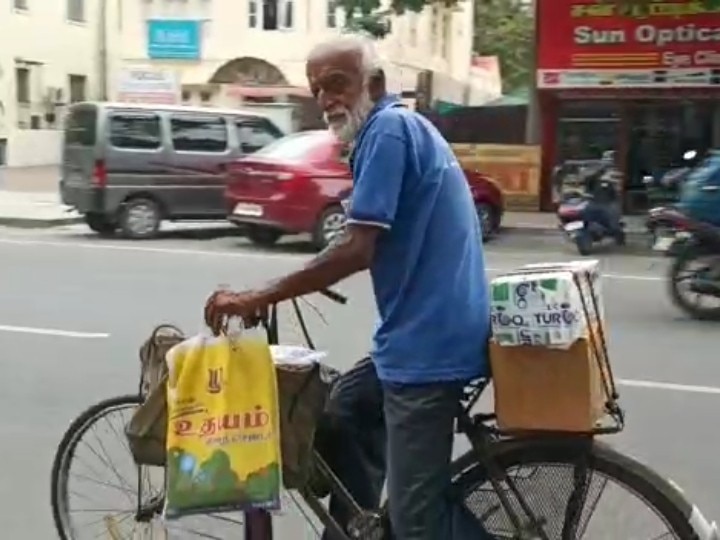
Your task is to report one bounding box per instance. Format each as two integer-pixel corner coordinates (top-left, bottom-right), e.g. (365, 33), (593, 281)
(225, 130), (504, 251)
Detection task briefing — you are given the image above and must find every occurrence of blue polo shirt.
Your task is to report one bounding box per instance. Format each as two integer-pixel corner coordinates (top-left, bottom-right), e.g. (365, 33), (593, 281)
(347, 95), (490, 384)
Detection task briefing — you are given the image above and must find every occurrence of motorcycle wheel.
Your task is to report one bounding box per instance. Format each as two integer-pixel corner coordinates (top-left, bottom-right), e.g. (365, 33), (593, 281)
(668, 244), (720, 321)
(575, 231), (593, 256)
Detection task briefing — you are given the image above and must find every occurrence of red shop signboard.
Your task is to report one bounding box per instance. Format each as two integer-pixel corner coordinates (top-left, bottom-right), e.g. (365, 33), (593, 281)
(537, 0), (720, 88)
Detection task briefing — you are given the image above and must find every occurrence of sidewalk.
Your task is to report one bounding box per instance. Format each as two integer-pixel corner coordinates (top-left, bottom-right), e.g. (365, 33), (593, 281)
(502, 211), (646, 235)
(0, 188), (648, 234)
(0, 165), (60, 192)
(0, 191), (81, 228)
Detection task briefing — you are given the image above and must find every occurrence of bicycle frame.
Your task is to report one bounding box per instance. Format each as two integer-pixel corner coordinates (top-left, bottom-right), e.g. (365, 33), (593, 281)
(242, 286), (621, 540)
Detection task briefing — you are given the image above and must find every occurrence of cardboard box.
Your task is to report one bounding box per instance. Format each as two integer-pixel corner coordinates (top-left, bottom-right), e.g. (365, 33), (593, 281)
(490, 329), (608, 433)
(490, 260), (603, 349)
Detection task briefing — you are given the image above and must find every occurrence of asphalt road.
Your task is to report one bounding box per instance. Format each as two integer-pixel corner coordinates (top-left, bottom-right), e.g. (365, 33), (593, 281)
(1, 224), (719, 539)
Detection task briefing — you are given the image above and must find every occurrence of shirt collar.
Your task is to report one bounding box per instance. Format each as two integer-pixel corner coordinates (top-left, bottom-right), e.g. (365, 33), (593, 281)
(348, 94), (401, 165)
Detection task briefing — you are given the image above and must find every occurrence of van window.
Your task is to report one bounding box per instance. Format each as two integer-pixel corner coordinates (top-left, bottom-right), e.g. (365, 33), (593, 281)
(65, 106), (97, 147)
(170, 115), (228, 153)
(235, 118), (282, 153)
(109, 113), (162, 150)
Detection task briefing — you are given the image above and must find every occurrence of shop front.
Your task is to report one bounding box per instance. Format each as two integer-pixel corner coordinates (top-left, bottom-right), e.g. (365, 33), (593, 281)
(536, 0), (720, 212)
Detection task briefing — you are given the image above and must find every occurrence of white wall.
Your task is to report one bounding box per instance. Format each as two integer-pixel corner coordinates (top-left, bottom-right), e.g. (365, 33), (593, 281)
(109, 0), (474, 99)
(0, 0), (101, 166)
(7, 130), (62, 167)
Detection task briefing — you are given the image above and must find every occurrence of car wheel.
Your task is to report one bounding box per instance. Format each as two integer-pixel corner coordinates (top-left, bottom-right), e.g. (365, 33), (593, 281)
(312, 205), (346, 251)
(119, 197), (161, 240)
(246, 226), (282, 247)
(84, 213), (116, 236)
(477, 203), (496, 241)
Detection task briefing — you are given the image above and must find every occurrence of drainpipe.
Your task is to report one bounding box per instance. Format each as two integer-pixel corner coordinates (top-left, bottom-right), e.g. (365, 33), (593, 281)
(99, 0), (108, 100)
(524, 0), (539, 144)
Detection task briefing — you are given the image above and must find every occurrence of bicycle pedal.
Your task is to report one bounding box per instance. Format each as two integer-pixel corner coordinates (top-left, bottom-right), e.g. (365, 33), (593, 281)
(347, 512), (384, 540)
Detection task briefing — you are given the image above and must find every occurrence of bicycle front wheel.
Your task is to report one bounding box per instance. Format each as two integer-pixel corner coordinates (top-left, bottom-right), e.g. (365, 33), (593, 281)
(454, 438), (712, 539)
(50, 394), (246, 539)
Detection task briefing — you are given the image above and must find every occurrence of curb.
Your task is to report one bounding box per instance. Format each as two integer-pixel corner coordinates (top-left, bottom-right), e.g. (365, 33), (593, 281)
(502, 226), (647, 238)
(0, 215), (83, 228)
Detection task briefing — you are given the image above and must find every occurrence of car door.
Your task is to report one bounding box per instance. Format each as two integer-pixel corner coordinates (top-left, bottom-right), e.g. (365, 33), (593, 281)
(166, 113), (232, 217)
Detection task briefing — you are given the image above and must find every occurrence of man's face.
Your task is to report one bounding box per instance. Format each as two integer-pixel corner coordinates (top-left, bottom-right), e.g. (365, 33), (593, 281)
(306, 50), (374, 144)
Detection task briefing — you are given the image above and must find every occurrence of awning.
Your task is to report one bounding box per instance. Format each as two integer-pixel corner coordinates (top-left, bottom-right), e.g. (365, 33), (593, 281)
(223, 85), (312, 98)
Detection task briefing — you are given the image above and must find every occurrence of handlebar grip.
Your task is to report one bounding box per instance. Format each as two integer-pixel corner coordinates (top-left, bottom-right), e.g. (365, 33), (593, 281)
(320, 288), (348, 304)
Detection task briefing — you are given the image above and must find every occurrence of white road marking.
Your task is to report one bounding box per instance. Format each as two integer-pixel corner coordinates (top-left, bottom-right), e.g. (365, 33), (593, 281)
(0, 237), (304, 261)
(619, 378), (720, 395)
(0, 324), (110, 339)
(485, 267), (663, 282)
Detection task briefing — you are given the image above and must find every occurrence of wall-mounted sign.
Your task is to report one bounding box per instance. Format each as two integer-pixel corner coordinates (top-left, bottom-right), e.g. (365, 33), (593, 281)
(116, 68), (180, 104)
(537, 0), (720, 88)
(147, 19), (201, 60)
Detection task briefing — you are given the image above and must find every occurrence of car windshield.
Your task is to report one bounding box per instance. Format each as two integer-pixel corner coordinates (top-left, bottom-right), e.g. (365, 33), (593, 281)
(253, 131), (329, 161)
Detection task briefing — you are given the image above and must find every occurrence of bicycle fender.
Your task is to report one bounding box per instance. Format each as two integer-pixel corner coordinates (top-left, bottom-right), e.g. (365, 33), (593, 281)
(689, 504), (719, 540)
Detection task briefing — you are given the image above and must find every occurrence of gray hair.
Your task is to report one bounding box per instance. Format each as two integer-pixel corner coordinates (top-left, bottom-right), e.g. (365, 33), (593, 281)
(308, 34), (383, 81)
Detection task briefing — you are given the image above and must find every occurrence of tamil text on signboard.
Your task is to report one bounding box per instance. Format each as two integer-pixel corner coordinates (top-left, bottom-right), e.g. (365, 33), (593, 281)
(147, 20), (201, 60)
(116, 68), (180, 105)
(537, 0), (720, 88)
(451, 144), (541, 211)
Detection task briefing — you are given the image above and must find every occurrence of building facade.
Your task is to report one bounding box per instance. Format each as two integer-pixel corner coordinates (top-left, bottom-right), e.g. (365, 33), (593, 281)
(0, 0), (100, 166)
(107, 0), (475, 108)
(536, 0), (720, 212)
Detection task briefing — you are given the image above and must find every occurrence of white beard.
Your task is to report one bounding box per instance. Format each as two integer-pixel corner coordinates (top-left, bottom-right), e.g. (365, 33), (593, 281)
(324, 91), (374, 144)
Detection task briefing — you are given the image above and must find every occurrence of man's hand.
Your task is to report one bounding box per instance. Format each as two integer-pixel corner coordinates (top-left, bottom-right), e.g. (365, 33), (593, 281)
(204, 289), (270, 335)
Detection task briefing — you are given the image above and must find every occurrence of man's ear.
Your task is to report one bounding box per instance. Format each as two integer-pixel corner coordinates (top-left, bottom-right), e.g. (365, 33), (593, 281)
(368, 68), (386, 101)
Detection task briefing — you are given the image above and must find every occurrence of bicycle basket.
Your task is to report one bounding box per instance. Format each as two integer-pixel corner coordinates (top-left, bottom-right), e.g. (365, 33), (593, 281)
(126, 324), (185, 467)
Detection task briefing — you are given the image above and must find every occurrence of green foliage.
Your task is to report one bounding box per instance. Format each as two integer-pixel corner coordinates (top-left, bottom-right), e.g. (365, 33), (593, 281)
(473, 0), (534, 94)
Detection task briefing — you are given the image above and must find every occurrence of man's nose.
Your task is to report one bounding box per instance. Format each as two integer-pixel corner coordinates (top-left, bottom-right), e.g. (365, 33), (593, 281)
(317, 90), (337, 112)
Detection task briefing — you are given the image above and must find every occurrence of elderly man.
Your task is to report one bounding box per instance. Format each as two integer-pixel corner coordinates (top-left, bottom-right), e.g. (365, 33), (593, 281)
(205, 35), (491, 539)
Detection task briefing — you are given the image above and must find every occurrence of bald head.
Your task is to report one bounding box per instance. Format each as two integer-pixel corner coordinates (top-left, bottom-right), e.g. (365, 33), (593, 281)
(306, 35), (387, 143)
(308, 35), (381, 81)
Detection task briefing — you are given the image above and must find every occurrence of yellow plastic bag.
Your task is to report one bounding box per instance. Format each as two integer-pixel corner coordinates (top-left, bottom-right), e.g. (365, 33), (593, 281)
(164, 330), (282, 518)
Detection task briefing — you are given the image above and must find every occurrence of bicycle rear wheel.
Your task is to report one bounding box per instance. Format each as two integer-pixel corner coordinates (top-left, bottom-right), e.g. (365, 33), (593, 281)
(453, 438), (711, 539)
(50, 394), (246, 539)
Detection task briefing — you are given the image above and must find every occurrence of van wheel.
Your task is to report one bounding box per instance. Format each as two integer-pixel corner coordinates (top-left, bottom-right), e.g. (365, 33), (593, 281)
(119, 198), (161, 239)
(84, 213), (116, 236)
(246, 226), (282, 247)
(312, 205), (346, 251)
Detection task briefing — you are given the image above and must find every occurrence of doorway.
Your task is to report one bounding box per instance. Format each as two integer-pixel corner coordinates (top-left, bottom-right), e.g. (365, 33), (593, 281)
(624, 101), (714, 212)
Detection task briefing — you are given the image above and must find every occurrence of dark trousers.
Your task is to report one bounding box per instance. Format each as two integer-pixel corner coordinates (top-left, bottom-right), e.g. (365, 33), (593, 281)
(315, 358), (490, 540)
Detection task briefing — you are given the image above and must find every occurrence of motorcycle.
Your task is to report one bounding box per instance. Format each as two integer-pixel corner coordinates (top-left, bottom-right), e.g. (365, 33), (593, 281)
(657, 208), (720, 320)
(644, 149), (699, 206)
(556, 160), (625, 256)
(648, 150), (720, 257)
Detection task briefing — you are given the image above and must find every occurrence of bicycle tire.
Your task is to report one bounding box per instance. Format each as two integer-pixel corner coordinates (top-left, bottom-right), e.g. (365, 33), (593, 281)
(51, 394), (144, 540)
(448, 437), (706, 539)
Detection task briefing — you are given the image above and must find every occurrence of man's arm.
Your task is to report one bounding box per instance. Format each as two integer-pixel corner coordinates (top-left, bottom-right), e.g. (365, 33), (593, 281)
(260, 224), (380, 305)
(256, 118), (407, 305)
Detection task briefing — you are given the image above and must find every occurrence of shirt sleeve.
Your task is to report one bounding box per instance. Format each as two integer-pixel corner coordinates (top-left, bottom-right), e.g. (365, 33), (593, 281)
(347, 115), (407, 230)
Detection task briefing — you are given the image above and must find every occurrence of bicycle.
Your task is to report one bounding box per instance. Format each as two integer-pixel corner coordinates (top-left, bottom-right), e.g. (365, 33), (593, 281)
(50, 290), (719, 539)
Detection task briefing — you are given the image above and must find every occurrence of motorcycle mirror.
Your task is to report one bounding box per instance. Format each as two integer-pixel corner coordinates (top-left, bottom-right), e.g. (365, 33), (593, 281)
(683, 150), (698, 160)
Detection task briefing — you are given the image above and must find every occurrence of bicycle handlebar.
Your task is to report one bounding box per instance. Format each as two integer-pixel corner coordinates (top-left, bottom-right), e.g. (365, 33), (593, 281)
(320, 288), (348, 305)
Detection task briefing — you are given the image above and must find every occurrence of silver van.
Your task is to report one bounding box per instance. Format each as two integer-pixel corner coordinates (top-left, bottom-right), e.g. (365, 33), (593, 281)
(60, 102), (284, 238)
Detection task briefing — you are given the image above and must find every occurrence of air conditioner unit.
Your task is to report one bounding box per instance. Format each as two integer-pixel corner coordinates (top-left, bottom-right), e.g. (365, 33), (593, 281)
(16, 106), (30, 129)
